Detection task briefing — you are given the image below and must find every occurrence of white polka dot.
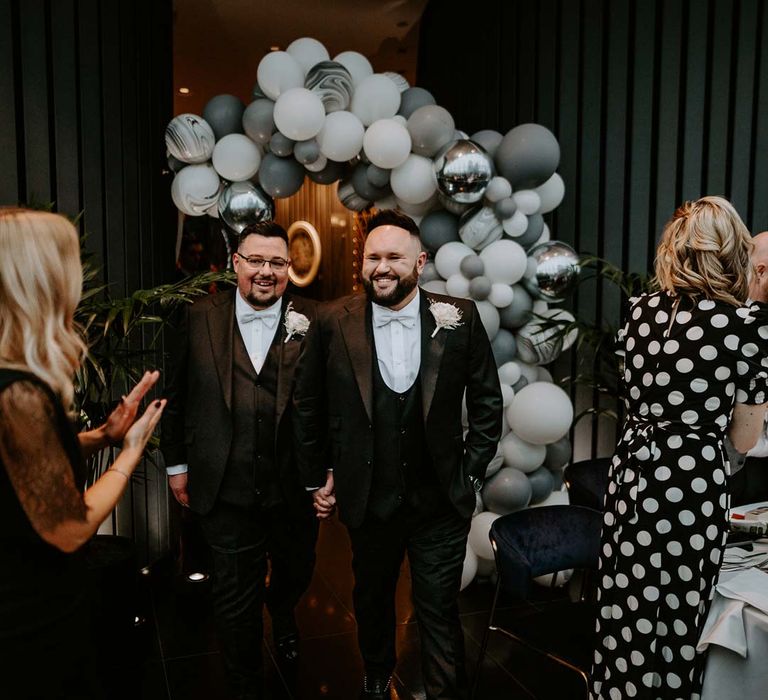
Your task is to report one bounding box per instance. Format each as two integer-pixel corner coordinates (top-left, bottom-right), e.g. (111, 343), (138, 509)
(668, 390), (685, 405)
(706, 524), (720, 540)
(667, 672), (682, 689)
(602, 575), (614, 589)
(626, 337), (636, 351)
(656, 519), (672, 534)
(643, 586), (660, 601)
(701, 445), (716, 460)
(678, 455), (696, 470)
(713, 469), (725, 484)
(691, 478), (708, 493)
(631, 650), (644, 666)
(682, 409), (699, 424)
(642, 498), (658, 514)
(630, 386), (641, 399)
(627, 595), (639, 611)
(690, 534), (705, 550)
(603, 543), (613, 557)
(667, 541), (683, 556)
(632, 563), (646, 578)
(649, 552), (662, 567)
(650, 402), (664, 416)
(678, 509), (695, 525)
(724, 334), (740, 351)
(662, 646), (673, 662)
(715, 365), (732, 380)
(638, 322), (650, 337)
(637, 618), (653, 634)
(698, 299), (715, 310)
(678, 565), (693, 581)
(690, 378), (709, 393)
(637, 530), (652, 546)
(743, 342), (759, 357)
(686, 590), (701, 606)
(604, 634), (617, 650)
(701, 501), (714, 517)
(668, 435), (683, 449)
(654, 310), (668, 324)
(676, 358), (694, 373)
(611, 604), (623, 619)
(660, 571), (671, 586)
(632, 306), (642, 320)
(673, 619), (688, 636)
(655, 371), (671, 386)
(620, 541), (635, 556)
(633, 354), (644, 368)
(705, 396), (721, 411)
(711, 313), (729, 328)
(615, 573), (629, 588)
(648, 340), (661, 354)
(666, 487), (683, 502)
(663, 339), (679, 354)
(642, 373), (653, 386)
(655, 466), (672, 481)
(647, 295), (660, 307)
(621, 626), (632, 643)
(616, 657), (628, 673)
(680, 645), (695, 661)
(625, 681), (637, 697)
(687, 326), (704, 341)
(666, 593), (680, 609)
(701, 344), (718, 360)
(737, 360), (749, 375)
(676, 311), (692, 324)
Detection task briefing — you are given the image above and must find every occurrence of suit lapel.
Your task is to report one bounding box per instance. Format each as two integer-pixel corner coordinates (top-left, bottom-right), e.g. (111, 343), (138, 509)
(275, 295), (298, 425)
(419, 289), (447, 419)
(339, 298), (374, 423)
(207, 291), (235, 412)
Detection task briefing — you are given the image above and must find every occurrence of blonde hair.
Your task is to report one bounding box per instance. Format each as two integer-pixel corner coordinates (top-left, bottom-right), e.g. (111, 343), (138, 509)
(0, 208), (86, 409)
(654, 196), (754, 306)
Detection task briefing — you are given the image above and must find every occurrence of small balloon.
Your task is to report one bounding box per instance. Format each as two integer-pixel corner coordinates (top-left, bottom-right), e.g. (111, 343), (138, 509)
(488, 282), (514, 308)
(218, 181), (275, 233)
(420, 279), (448, 295)
(434, 241), (475, 280)
(499, 284), (533, 329)
(337, 177), (371, 211)
(513, 189), (542, 216)
(495, 123), (561, 188)
(351, 162), (390, 201)
(407, 105), (456, 158)
(350, 74), (401, 126)
(363, 118), (412, 169)
(528, 466), (555, 505)
(475, 300), (500, 340)
(367, 164), (391, 188)
(485, 176), (513, 203)
(420, 210), (460, 252)
(491, 327), (517, 365)
(383, 71), (410, 93)
(294, 138), (321, 164)
(498, 361), (522, 386)
(333, 51), (374, 87)
(258, 153), (305, 198)
(434, 139), (494, 204)
(270, 132), (295, 157)
(534, 173), (566, 213)
(398, 86), (437, 118)
(468, 511), (501, 560)
(165, 114), (215, 164)
(470, 129), (504, 158)
(469, 276), (492, 301)
(545, 435), (572, 470)
(523, 241), (581, 302)
(317, 110), (365, 162)
(459, 254), (484, 279)
(390, 154), (437, 205)
(306, 158), (346, 183)
(273, 87), (326, 141)
(507, 382), (574, 445)
(446, 273), (471, 298)
(479, 239), (528, 285)
(482, 467), (533, 515)
(494, 197), (517, 220)
(502, 210), (529, 237)
(242, 99), (276, 145)
(420, 261), (440, 284)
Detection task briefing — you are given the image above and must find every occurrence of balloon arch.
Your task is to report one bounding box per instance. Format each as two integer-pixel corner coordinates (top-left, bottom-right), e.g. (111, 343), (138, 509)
(165, 37), (582, 589)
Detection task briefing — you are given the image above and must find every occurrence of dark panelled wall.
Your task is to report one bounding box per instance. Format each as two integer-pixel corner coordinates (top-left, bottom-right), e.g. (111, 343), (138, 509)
(0, 0), (175, 563)
(418, 0), (768, 459)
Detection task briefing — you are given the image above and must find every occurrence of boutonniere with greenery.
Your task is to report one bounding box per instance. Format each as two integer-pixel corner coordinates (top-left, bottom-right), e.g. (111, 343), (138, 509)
(428, 299), (463, 338)
(284, 302), (310, 343)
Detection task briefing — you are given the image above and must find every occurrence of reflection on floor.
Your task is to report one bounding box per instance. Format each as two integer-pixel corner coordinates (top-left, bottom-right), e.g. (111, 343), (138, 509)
(104, 517), (595, 699)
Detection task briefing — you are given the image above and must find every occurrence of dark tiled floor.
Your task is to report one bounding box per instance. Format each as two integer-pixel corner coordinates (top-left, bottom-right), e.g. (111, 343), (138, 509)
(102, 517), (594, 699)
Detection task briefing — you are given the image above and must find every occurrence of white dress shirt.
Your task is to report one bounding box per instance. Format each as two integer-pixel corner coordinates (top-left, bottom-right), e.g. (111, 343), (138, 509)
(165, 293), (283, 476)
(371, 293), (421, 393)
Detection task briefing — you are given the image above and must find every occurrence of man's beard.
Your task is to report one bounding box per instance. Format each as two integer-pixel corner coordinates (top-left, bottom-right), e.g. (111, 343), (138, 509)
(245, 276), (279, 309)
(362, 264), (420, 307)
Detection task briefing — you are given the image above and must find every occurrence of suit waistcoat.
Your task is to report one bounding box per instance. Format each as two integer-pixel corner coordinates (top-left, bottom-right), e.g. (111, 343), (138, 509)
(217, 323), (282, 507)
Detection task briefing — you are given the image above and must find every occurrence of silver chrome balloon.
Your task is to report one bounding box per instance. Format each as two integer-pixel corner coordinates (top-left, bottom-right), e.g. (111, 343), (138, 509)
(433, 139), (494, 204)
(217, 181), (275, 233)
(522, 241), (581, 302)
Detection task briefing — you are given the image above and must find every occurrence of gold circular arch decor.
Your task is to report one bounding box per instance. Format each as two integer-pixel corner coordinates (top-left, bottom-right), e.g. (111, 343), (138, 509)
(287, 220), (322, 287)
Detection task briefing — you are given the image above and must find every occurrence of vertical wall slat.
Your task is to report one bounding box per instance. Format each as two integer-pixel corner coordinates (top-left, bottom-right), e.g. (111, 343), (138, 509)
(0, 0), (20, 204)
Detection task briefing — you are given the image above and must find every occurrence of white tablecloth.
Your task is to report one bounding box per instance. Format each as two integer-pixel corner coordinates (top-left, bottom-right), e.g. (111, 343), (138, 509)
(699, 567), (768, 700)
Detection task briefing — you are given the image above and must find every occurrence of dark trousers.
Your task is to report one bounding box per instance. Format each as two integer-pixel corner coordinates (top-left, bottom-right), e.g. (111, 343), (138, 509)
(730, 456), (768, 506)
(348, 503), (471, 700)
(198, 500), (318, 699)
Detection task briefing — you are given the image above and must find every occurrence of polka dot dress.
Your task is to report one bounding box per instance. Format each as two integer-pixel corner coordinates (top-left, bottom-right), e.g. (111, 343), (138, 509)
(590, 292), (768, 700)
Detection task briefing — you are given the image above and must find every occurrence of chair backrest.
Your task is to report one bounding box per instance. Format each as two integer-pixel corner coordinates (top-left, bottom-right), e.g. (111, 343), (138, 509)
(489, 505), (602, 600)
(563, 457), (612, 511)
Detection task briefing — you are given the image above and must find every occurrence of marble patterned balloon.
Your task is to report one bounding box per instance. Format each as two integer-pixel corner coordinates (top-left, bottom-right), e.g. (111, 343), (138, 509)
(383, 71), (410, 93)
(434, 139), (494, 204)
(458, 206), (503, 251)
(304, 61), (353, 113)
(165, 114), (216, 164)
(337, 177), (371, 211)
(171, 164), (221, 216)
(217, 181), (275, 233)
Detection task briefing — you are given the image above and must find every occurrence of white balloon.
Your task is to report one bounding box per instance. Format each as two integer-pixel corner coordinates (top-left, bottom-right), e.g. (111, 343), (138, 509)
(350, 74), (401, 126)
(390, 154), (437, 204)
(485, 443), (504, 478)
(304, 154), (328, 172)
(480, 239), (527, 285)
(498, 361), (522, 386)
(257, 51), (305, 100)
(384, 71), (410, 93)
(363, 119), (412, 169)
(434, 241), (474, 279)
(468, 511), (501, 560)
(394, 193), (438, 217)
(488, 282), (514, 308)
(535, 223), (552, 246)
(534, 172), (565, 213)
(333, 50), (374, 87)
(273, 88), (326, 141)
(500, 432), (546, 473)
(446, 273), (471, 298)
(460, 545), (479, 591)
(171, 164), (221, 216)
(507, 382), (574, 445)
(501, 383), (515, 408)
(286, 37), (329, 74)
(537, 367), (554, 383)
(392, 114), (408, 126)
(532, 300), (549, 315)
(420, 279), (448, 294)
(475, 300), (500, 340)
(316, 111), (365, 162)
(513, 189), (542, 216)
(211, 134), (261, 181)
(517, 361), (540, 385)
(502, 209), (529, 237)
(485, 176), (512, 203)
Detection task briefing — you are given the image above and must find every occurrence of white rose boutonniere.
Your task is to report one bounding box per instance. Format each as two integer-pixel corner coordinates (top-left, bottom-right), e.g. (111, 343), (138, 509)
(284, 302), (310, 343)
(428, 299), (463, 338)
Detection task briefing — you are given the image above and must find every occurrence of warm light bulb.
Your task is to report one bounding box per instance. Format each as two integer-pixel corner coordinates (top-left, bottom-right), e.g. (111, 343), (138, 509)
(178, 87), (190, 94)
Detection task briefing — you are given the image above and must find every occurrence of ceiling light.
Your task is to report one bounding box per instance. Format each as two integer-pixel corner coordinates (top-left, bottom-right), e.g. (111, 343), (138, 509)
(187, 572), (209, 582)
(178, 87), (190, 94)
(270, 45), (280, 51)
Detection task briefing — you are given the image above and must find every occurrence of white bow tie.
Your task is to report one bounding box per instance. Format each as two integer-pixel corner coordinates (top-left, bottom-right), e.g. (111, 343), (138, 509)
(240, 310), (279, 328)
(373, 309), (417, 329)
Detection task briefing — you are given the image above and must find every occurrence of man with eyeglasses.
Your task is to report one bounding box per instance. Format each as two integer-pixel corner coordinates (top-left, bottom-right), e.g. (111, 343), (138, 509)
(161, 221), (318, 700)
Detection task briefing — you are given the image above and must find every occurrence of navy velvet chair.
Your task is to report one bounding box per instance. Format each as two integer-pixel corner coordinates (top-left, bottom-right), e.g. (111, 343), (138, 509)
(563, 457), (612, 511)
(470, 505), (602, 699)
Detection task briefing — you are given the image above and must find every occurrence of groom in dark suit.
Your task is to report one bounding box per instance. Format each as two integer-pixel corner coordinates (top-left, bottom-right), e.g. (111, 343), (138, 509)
(293, 209), (502, 700)
(161, 221), (318, 700)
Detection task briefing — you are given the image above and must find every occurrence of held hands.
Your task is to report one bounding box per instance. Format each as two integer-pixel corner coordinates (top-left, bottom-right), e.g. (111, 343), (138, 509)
(169, 473), (190, 508)
(312, 470), (336, 519)
(102, 371), (161, 446)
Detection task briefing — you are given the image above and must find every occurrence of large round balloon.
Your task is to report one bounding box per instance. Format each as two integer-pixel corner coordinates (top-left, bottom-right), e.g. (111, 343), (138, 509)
(350, 74), (401, 126)
(420, 210), (460, 252)
(273, 87), (326, 141)
(468, 511), (501, 560)
(333, 51), (374, 87)
(523, 241), (581, 302)
(218, 181), (275, 233)
(202, 95), (245, 140)
(286, 37), (329, 73)
(398, 86), (436, 118)
(475, 300), (500, 340)
(499, 432), (546, 473)
(434, 140), (494, 204)
(479, 239), (527, 285)
(390, 154), (437, 204)
(211, 134), (262, 182)
(351, 162), (390, 201)
(471, 129), (504, 158)
(499, 285), (533, 328)
(171, 164), (221, 216)
(527, 465), (555, 504)
(434, 240), (475, 279)
(458, 206), (502, 250)
(482, 467), (533, 515)
(304, 61), (353, 113)
(407, 105), (455, 158)
(258, 153), (305, 198)
(242, 100), (276, 145)
(495, 123), (560, 187)
(363, 118), (412, 169)
(294, 139), (321, 164)
(257, 51), (305, 100)
(507, 382), (574, 445)
(337, 177), (371, 211)
(491, 328), (517, 365)
(460, 545), (479, 591)
(165, 114), (215, 164)
(316, 110), (365, 162)
(544, 435), (572, 470)
(534, 172), (565, 213)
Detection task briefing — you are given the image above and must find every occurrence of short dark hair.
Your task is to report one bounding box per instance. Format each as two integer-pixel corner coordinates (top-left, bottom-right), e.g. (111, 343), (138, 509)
(364, 209), (420, 238)
(237, 221), (289, 248)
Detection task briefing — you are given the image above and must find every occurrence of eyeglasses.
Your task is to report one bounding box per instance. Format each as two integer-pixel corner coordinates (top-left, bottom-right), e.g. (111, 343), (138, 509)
(235, 253), (290, 272)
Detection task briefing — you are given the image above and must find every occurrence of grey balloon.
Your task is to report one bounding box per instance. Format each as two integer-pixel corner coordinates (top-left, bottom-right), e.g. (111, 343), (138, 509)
(495, 123), (560, 188)
(494, 197), (517, 220)
(420, 210), (460, 252)
(167, 154), (187, 173)
(294, 139), (320, 165)
(202, 94), (245, 140)
(485, 446), (504, 478)
(304, 61), (353, 113)
(522, 241), (581, 302)
(469, 276), (492, 301)
(470, 129), (504, 158)
(434, 140), (494, 204)
(351, 163), (390, 201)
(545, 436), (572, 470)
(528, 466), (555, 504)
(270, 132), (295, 157)
(458, 205), (502, 250)
(499, 284), (533, 329)
(307, 159), (347, 185)
(438, 194), (474, 216)
(517, 213), (545, 250)
(251, 81), (268, 101)
(491, 328), (517, 365)
(550, 469), (564, 491)
(408, 105), (456, 157)
(367, 164), (390, 189)
(481, 467), (532, 515)
(258, 153), (305, 198)
(217, 181), (275, 234)
(337, 177), (372, 211)
(512, 375), (529, 392)
(397, 86), (436, 119)
(459, 254), (484, 279)
(242, 99), (276, 145)
(420, 261), (440, 284)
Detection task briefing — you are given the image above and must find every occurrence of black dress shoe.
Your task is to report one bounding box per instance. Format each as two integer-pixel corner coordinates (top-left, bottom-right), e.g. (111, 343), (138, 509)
(359, 675), (392, 699)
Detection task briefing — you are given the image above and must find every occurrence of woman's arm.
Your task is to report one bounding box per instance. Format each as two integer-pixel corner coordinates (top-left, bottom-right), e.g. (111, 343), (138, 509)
(729, 402), (768, 454)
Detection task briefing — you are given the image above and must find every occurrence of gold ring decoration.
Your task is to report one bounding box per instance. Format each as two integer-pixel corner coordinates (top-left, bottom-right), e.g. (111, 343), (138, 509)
(287, 220), (322, 287)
